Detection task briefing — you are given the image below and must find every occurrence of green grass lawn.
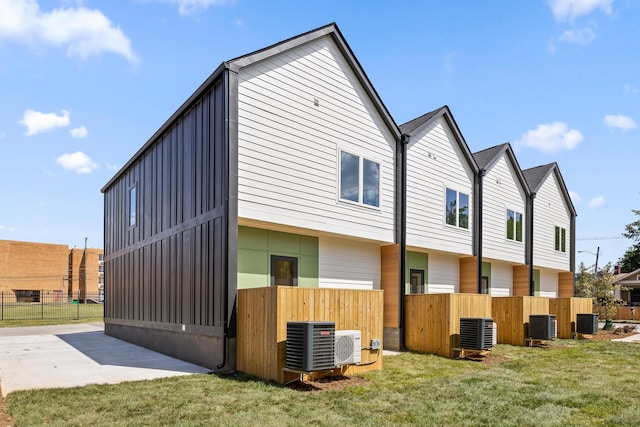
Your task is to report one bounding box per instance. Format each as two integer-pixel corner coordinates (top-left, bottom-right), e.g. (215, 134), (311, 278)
(6, 339), (640, 426)
(0, 302), (103, 323)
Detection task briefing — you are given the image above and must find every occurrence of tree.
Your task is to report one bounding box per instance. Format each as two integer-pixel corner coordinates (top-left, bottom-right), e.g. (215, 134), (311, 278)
(619, 210), (640, 272)
(623, 209), (640, 241)
(619, 243), (640, 273)
(575, 262), (621, 321)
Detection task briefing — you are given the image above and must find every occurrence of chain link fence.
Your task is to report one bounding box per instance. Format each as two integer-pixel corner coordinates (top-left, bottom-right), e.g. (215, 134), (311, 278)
(0, 290), (104, 321)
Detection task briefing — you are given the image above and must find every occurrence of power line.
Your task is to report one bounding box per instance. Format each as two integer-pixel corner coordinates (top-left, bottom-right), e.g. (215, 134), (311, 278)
(576, 236), (626, 241)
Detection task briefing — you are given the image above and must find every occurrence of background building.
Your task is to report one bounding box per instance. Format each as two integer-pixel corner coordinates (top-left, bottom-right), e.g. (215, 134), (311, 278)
(0, 239), (104, 302)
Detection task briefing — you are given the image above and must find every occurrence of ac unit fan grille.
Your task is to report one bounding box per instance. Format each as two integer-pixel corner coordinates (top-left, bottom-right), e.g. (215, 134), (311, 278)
(459, 318), (494, 350)
(529, 315), (556, 340)
(576, 313), (599, 335)
(285, 321), (335, 371)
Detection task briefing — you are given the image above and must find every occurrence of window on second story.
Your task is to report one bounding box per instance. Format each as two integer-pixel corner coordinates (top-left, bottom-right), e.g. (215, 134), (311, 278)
(555, 226), (566, 252)
(506, 209), (523, 242)
(445, 188), (469, 229)
(339, 151), (380, 208)
(129, 185), (137, 228)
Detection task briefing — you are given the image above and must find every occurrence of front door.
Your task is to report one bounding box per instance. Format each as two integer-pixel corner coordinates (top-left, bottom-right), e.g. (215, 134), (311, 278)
(410, 269), (425, 294)
(270, 255), (298, 286)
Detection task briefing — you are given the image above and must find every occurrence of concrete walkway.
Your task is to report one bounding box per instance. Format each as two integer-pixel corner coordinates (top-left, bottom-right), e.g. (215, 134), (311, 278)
(0, 323), (211, 396)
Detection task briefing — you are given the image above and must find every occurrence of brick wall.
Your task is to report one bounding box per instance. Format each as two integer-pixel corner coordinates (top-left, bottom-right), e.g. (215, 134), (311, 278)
(0, 239), (103, 300)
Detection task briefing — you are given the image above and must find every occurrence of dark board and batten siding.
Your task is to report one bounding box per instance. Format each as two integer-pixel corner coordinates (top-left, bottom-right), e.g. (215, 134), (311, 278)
(102, 72), (234, 370)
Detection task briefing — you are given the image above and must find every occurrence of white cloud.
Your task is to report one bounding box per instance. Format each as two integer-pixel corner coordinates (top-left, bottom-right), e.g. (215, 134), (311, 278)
(150, 0), (233, 15)
(558, 26), (596, 44)
(517, 122), (584, 153)
(0, 0), (137, 63)
(70, 125), (88, 138)
(588, 196), (605, 208)
(549, 0), (614, 22)
(604, 114), (637, 131)
(624, 83), (639, 94)
(56, 151), (99, 173)
(19, 109), (70, 136)
(569, 191), (582, 204)
(0, 225), (17, 232)
(105, 162), (120, 171)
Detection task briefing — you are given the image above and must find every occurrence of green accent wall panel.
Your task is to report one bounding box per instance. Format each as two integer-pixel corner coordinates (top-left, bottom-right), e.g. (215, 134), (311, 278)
(405, 251), (428, 293)
(533, 269), (541, 296)
(237, 226), (319, 289)
(482, 262), (492, 293)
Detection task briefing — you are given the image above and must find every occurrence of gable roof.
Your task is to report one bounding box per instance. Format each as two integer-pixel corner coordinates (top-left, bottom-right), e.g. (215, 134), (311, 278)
(472, 142), (531, 197)
(399, 105), (479, 173)
(103, 23), (400, 192)
(228, 23), (400, 139)
(613, 267), (640, 284)
(522, 162), (577, 217)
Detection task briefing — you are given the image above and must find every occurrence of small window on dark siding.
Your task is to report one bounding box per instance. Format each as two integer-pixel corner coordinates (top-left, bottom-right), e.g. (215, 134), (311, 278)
(129, 186), (137, 227)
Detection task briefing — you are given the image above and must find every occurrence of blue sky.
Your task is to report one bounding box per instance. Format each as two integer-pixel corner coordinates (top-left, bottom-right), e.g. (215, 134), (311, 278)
(0, 0), (637, 269)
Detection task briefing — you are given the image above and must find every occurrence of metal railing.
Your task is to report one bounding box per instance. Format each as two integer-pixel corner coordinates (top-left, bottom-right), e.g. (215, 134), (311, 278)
(0, 291), (104, 321)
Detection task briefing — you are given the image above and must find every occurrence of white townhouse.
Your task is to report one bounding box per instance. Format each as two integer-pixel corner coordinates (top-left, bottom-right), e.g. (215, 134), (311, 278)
(473, 143), (531, 296)
(102, 23), (402, 370)
(523, 163), (576, 297)
(399, 106), (480, 295)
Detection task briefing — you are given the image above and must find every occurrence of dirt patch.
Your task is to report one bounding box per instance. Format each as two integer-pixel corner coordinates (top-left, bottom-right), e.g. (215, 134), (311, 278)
(0, 386), (15, 427)
(286, 375), (370, 392)
(464, 353), (509, 364)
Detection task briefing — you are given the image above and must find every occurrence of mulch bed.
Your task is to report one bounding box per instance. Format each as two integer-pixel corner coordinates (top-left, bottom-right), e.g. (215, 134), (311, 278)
(586, 326), (638, 341)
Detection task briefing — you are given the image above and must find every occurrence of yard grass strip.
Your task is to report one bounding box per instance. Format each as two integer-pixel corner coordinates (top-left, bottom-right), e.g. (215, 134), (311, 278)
(6, 339), (640, 426)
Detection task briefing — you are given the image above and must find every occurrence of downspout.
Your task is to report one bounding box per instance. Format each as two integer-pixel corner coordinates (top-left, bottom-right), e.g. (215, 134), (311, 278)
(476, 169), (485, 292)
(218, 67), (239, 371)
(399, 133), (409, 350)
(570, 211), (576, 294)
(528, 193), (536, 296)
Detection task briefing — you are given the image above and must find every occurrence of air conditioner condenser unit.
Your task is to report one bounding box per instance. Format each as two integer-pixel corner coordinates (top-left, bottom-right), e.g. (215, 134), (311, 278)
(459, 318), (494, 350)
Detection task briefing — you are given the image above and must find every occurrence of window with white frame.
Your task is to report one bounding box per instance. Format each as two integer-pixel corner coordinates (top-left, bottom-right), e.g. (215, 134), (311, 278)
(506, 209), (523, 242)
(339, 150), (380, 208)
(445, 188), (469, 229)
(554, 226), (566, 252)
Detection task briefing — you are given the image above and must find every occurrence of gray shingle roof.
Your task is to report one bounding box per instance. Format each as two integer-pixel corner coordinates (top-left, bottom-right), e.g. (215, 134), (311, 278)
(472, 143), (509, 170)
(522, 163), (556, 193)
(399, 106), (447, 135)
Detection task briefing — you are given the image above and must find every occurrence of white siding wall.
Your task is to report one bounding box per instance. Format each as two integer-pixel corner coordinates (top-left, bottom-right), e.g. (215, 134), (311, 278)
(406, 118), (474, 255)
(427, 252), (459, 293)
(539, 268), (558, 297)
(318, 236), (380, 290)
(482, 156), (527, 264)
(532, 172), (571, 270)
(490, 261), (513, 296)
(237, 36), (395, 243)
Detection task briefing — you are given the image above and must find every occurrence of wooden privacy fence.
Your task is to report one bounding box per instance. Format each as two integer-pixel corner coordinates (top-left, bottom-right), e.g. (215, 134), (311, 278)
(404, 293), (492, 358)
(236, 287), (383, 383)
(549, 297), (593, 338)
(492, 296), (549, 346)
(615, 306), (640, 321)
